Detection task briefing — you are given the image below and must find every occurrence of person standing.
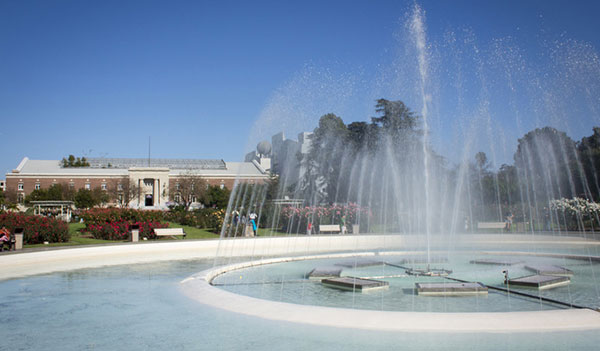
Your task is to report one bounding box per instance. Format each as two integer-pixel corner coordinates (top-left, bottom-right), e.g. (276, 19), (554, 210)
(249, 212), (258, 237)
(505, 213), (514, 231)
(232, 210), (239, 226)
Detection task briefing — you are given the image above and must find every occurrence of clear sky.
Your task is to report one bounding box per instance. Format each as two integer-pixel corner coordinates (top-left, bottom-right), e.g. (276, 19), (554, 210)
(1, 0), (599, 175)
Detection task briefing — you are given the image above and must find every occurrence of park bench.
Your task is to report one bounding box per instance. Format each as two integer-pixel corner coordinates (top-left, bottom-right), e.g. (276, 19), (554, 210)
(1, 228), (21, 251)
(477, 222), (506, 230)
(153, 228), (186, 239)
(0, 237), (15, 251)
(319, 224), (341, 234)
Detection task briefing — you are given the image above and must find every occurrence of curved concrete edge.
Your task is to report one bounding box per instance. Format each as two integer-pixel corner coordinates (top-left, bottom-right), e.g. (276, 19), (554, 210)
(0, 240), (219, 281)
(180, 258), (600, 333)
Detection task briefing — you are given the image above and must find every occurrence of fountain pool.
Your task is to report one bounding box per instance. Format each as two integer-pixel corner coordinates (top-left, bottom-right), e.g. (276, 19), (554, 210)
(1, 234), (600, 350)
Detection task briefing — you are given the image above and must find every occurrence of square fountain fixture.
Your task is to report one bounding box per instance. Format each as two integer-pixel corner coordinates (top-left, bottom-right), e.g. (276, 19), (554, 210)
(470, 258), (523, 266)
(307, 266), (343, 280)
(525, 264), (574, 276)
(321, 277), (389, 292)
(506, 274), (570, 290)
(334, 258), (383, 268)
(399, 256), (448, 264)
(415, 282), (488, 296)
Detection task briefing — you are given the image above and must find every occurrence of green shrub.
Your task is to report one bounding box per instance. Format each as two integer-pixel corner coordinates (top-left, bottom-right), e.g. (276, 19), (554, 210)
(86, 220), (168, 240)
(0, 212), (70, 244)
(80, 208), (165, 225)
(164, 208), (224, 230)
(80, 208), (168, 240)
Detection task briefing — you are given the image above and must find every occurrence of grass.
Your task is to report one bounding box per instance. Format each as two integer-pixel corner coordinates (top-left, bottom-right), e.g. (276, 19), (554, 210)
(168, 223), (219, 239)
(22, 222), (288, 249)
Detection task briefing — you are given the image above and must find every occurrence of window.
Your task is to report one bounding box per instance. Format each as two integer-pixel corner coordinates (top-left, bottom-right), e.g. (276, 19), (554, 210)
(85, 183), (91, 190)
(35, 183), (41, 190)
(117, 183), (123, 191)
(220, 184), (225, 189)
(118, 194), (123, 204)
(18, 183), (24, 191)
(174, 194), (181, 203)
(69, 182), (75, 189)
(191, 195), (197, 203)
(17, 193), (24, 203)
(176, 182), (180, 190)
(101, 183), (107, 190)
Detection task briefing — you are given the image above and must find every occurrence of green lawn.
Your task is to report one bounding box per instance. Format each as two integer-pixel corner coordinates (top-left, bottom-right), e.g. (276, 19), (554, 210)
(168, 223), (220, 239)
(24, 222), (112, 248)
(22, 222), (287, 249)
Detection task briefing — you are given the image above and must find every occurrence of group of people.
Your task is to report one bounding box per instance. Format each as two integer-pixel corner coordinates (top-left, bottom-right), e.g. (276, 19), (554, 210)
(231, 210), (258, 237)
(230, 211), (350, 236)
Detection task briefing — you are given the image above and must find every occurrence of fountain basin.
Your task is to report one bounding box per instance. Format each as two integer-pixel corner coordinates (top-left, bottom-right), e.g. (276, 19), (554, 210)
(415, 282), (488, 296)
(322, 277), (389, 292)
(181, 254), (600, 332)
(507, 275), (571, 290)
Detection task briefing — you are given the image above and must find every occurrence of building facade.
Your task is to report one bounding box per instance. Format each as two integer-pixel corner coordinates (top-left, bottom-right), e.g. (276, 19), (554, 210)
(5, 157), (270, 208)
(245, 131), (312, 189)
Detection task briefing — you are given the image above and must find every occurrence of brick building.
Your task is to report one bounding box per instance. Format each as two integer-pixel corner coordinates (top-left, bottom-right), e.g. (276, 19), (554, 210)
(5, 157), (270, 208)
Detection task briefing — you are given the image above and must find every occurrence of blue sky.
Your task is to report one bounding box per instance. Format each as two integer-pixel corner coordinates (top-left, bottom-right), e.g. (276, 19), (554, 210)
(1, 0), (599, 175)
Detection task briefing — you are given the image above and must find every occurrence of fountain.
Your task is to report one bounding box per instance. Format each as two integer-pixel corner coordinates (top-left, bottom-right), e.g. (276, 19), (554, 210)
(188, 1), (600, 334)
(1, 3), (600, 350)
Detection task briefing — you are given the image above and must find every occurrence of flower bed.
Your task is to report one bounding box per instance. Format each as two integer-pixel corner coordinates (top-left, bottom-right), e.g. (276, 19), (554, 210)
(549, 197), (600, 230)
(80, 208), (169, 240)
(0, 212), (70, 244)
(86, 220), (169, 240)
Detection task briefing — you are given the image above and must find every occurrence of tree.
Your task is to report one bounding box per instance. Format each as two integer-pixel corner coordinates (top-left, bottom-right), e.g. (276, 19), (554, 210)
(577, 127), (600, 200)
(91, 187), (110, 207)
(371, 98), (421, 144)
(474, 152), (489, 173)
(74, 189), (97, 209)
(108, 177), (140, 208)
(25, 183), (73, 204)
(61, 155), (90, 168)
(3, 189), (18, 206)
(514, 127), (580, 201)
(203, 185), (231, 209)
(346, 121), (379, 153)
(300, 113), (349, 204)
(496, 164), (520, 205)
(171, 173), (207, 211)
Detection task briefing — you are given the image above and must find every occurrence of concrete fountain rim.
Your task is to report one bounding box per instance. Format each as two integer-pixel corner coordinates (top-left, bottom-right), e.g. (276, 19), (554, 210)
(180, 250), (600, 333)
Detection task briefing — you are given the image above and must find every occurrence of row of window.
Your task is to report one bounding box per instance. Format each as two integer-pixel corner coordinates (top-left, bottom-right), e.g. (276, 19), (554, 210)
(17, 182), (224, 191)
(174, 183), (225, 190)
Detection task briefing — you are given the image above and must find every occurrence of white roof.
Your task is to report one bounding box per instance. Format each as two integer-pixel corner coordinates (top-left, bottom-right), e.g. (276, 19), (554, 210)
(8, 158), (268, 178)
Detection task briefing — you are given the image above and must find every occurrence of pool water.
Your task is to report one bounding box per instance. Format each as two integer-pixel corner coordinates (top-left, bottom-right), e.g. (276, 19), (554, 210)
(213, 253), (600, 312)
(1, 258), (600, 350)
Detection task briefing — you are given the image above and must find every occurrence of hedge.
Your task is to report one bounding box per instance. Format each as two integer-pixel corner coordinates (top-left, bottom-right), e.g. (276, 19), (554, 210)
(80, 208), (165, 224)
(164, 208), (225, 232)
(86, 220), (169, 240)
(0, 212), (70, 244)
(79, 208), (169, 240)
